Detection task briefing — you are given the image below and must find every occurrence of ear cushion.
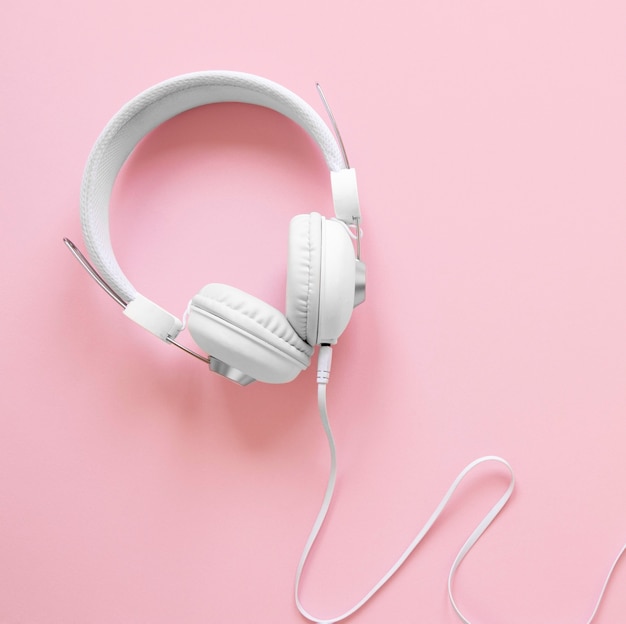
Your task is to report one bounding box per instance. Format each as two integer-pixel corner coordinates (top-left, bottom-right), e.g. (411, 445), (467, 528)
(286, 213), (322, 344)
(287, 213), (357, 346)
(188, 283), (313, 384)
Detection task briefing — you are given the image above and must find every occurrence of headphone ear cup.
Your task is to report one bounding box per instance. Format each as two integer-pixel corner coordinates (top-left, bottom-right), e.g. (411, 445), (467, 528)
(188, 284), (313, 384)
(286, 213), (356, 346)
(286, 213), (322, 344)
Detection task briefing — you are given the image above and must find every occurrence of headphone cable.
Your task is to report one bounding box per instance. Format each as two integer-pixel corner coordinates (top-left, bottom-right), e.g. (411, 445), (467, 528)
(295, 347), (625, 624)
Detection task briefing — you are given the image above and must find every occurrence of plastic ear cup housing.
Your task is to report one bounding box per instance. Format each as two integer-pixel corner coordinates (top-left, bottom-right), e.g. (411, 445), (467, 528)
(286, 213), (357, 345)
(188, 284), (313, 384)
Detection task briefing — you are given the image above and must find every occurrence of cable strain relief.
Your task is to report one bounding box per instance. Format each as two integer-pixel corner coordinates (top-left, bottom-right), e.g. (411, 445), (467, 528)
(316, 344), (333, 384)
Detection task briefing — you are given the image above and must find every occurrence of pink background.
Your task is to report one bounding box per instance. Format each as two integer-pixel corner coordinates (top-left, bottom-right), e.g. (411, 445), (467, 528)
(2, 1), (626, 622)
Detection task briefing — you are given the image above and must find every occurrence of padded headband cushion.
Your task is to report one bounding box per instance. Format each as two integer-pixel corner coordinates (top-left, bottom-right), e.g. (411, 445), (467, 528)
(80, 71), (346, 304)
(188, 283), (313, 383)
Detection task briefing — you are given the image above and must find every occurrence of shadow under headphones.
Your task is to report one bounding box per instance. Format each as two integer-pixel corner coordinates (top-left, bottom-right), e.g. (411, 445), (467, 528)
(67, 71), (366, 385)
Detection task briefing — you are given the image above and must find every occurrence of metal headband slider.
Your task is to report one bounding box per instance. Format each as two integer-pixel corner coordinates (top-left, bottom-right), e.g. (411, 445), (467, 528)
(63, 238), (210, 364)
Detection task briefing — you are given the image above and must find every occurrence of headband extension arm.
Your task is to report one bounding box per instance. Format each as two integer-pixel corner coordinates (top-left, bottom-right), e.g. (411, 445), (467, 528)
(63, 238), (210, 364)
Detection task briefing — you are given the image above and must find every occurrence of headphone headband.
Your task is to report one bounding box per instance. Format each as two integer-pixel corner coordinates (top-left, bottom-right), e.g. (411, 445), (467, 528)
(78, 71), (361, 345)
(80, 70), (354, 303)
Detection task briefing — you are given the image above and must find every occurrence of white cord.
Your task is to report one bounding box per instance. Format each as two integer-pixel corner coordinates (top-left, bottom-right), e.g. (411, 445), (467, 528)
(295, 346), (626, 624)
(583, 543), (626, 624)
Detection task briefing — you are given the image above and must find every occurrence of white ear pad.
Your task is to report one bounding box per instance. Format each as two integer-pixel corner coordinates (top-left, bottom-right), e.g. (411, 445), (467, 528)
(286, 213), (322, 344)
(188, 284), (313, 384)
(286, 213), (356, 345)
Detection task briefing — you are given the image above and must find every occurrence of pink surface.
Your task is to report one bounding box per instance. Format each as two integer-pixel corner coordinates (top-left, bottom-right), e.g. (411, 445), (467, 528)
(2, 1), (626, 622)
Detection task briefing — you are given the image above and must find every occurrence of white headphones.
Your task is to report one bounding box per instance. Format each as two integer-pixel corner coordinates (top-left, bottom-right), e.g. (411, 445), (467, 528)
(66, 71), (626, 624)
(70, 71), (366, 384)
